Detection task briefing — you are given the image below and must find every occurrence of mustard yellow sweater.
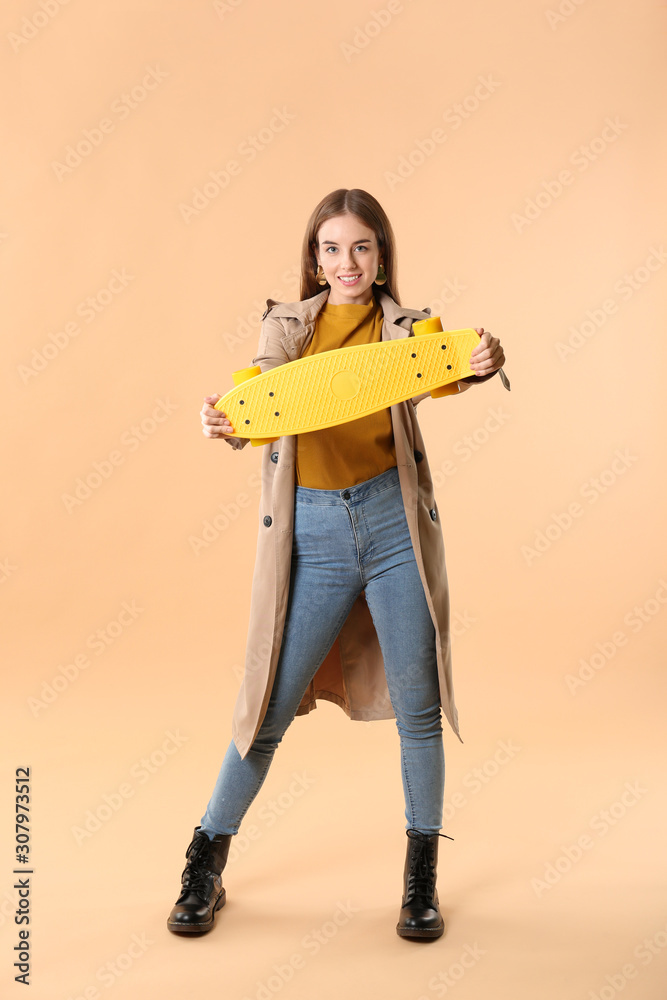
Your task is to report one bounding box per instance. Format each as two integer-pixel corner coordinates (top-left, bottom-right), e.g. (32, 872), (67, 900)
(295, 294), (397, 489)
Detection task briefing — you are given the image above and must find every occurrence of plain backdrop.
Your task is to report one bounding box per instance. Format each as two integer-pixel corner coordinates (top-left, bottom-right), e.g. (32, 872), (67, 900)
(2, 1), (666, 998)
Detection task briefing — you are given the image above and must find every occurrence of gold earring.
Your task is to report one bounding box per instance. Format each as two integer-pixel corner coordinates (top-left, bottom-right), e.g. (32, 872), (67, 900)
(315, 264), (328, 286)
(375, 263), (387, 285)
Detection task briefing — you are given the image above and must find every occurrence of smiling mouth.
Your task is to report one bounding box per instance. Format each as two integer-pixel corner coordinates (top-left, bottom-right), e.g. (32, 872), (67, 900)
(338, 274), (362, 283)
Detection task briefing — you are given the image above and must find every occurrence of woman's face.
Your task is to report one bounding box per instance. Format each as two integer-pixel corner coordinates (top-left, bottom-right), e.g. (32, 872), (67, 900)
(315, 213), (383, 305)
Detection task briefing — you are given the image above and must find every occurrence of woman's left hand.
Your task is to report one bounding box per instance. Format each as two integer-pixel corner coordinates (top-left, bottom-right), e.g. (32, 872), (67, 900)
(469, 328), (505, 376)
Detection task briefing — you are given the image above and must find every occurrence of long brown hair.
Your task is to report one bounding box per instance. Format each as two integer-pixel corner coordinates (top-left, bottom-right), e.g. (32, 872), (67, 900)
(299, 188), (401, 304)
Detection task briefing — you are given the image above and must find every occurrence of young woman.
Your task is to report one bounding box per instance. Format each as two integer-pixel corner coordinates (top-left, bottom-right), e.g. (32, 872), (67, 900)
(167, 188), (507, 940)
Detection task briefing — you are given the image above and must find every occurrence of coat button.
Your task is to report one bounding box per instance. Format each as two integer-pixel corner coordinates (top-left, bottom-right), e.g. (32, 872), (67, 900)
(270, 452), (278, 463)
(414, 449), (423, 463)
(263, 515), (272, 527)
(429, 508), (437, 521)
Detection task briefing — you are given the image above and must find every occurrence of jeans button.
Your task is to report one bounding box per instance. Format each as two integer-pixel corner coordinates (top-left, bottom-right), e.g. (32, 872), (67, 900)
(341, 490), (351, 501)
(429, 508), (437, 521)
(263, 515), (272, 527)
(270, 452), (278, 464)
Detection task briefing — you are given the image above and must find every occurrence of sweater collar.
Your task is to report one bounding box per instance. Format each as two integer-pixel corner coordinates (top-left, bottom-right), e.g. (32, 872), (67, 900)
(261, 288), (431, 330)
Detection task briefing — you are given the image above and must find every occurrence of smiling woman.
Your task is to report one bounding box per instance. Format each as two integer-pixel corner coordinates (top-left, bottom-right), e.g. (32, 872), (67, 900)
(316, 217), (380, 304)
(169, 187), (507, 942)
(301, 190), (399, 305)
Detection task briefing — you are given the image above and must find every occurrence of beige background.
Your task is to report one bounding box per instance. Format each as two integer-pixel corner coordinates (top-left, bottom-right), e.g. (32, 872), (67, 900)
(2, 0), (666, 997)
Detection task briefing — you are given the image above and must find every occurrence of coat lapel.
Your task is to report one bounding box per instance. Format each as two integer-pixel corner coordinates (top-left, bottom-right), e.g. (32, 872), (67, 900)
(260, 287), (432, 352)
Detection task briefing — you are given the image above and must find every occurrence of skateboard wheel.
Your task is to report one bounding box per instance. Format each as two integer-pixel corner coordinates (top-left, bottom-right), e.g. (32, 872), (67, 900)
(412, 317), (443, 337)
(232, 365), (262, 386)
(250, 436), (280, 447)
(430, 383), (460, 399)
(414, 317), (454, 396)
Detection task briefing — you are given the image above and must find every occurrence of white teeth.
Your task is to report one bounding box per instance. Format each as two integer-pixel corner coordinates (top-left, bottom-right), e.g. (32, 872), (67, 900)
(339, 275), (360, 282)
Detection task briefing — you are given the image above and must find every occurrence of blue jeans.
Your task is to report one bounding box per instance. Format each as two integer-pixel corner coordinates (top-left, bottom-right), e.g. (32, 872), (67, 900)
(200, 464), (445, 837)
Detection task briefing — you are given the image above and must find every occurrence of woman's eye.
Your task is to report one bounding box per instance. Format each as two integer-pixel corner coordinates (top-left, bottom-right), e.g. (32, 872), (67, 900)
(324, 245), (369, 253)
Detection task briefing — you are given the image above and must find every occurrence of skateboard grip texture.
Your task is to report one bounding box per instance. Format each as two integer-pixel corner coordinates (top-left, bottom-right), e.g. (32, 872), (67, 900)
(215, 322), (477, 440)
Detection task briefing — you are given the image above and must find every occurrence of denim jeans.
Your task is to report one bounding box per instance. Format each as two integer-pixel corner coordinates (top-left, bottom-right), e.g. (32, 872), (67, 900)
(200, 464), (445, 838)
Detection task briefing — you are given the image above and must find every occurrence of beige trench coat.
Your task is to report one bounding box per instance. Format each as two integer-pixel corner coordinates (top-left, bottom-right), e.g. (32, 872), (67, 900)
(224, 287), (486, 760)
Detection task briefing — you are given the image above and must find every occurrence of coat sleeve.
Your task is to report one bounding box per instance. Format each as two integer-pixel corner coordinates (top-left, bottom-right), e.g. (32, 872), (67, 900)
(222, 312), (290, 451)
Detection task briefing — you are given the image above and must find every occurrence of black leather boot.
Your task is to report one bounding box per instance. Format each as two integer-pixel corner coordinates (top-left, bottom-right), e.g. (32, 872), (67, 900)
(167, 826), (233, 934)
(396, 828), (453, 939)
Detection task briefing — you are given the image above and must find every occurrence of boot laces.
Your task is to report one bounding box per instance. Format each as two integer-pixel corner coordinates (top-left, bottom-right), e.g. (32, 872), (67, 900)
(180, 836), (215, 896)
(408, 845), (434, 900)
(406, 831), (453, 901)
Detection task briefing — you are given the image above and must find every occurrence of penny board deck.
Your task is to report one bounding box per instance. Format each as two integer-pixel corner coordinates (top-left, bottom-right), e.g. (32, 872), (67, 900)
(215, 326), (479, 445)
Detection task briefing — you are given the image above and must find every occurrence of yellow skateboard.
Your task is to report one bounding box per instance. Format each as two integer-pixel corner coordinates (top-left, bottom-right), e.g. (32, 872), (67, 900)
(215, 317), (478, 447)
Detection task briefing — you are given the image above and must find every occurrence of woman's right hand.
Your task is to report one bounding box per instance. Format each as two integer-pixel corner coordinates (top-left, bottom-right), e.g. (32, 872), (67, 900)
(200, 394), (235, 438)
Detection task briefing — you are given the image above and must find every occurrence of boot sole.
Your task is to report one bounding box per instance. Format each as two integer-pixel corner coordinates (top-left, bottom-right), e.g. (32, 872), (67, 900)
(396, 920), (445, 940)
(166, 890), (226, 935)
